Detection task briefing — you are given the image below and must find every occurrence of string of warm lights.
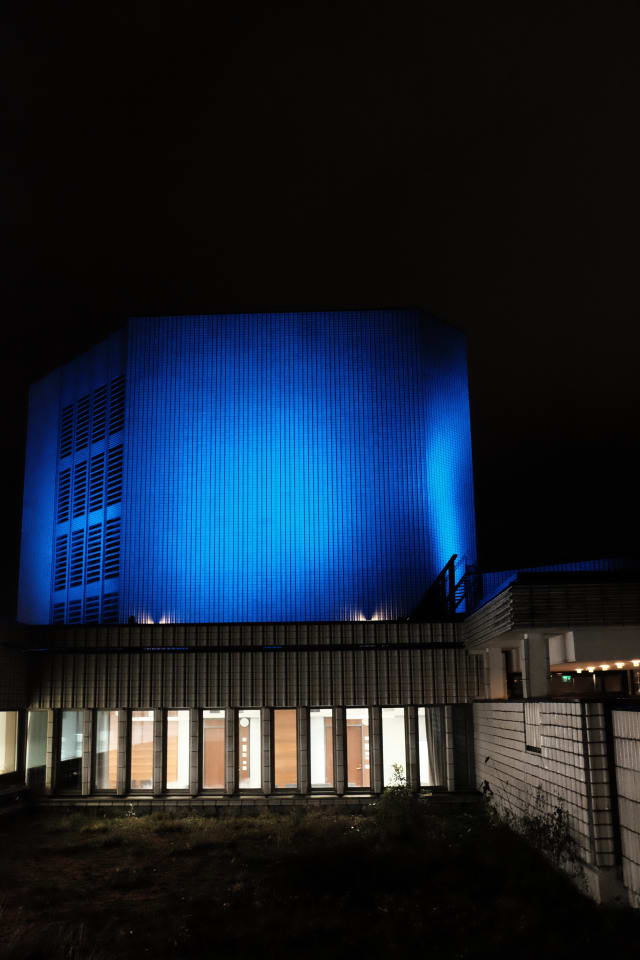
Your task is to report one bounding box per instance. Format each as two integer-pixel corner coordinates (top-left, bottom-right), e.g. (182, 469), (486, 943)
(574, 659), (640, 674)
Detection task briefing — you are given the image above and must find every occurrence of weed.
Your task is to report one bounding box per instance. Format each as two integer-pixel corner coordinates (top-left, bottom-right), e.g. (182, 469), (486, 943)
(372, 764), (420, 840)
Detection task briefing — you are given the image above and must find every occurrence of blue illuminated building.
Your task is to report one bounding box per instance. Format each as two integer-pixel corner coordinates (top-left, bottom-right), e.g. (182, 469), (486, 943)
(18, 310), (476, 625)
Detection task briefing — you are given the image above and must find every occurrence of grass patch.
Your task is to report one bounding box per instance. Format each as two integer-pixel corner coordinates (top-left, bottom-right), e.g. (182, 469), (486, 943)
(0, 803), (639, 959)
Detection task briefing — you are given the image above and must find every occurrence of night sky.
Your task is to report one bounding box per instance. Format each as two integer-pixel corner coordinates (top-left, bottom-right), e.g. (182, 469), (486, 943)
(3, 2), (639, 617)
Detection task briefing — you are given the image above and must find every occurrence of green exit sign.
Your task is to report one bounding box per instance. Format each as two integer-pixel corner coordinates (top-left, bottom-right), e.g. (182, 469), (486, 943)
(561, 674), (573, 682)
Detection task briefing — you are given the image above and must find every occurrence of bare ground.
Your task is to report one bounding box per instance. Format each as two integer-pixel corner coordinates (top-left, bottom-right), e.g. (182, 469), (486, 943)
(0, 801), (639, 959)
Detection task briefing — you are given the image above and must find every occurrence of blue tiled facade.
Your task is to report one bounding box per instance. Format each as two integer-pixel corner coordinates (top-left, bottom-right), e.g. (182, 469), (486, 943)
(18, 310), (476, 624)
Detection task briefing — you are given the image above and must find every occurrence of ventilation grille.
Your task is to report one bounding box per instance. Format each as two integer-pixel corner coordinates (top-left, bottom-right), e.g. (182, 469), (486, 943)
(104, 519), (120, 579)
(76, 395), (90, 450)
(86, 523), (102, 583)
(54, 535), (68, 591)
(72, 461), (87, 518)
(85, 596), (100, 623)
(69, 530), (85, 588)
(109, 376), (125, 433)
(59, 405), (73, 459)
(89, 454), (105, 512)
(67, 599), (82, 624)
(102, 593), (118, 623)
(56, 469), (71, 523)
(92, 385), (108, 442)
(52, 602), (65, 624)
(106, 445), (123, 505)
(52, 375), (125, 623)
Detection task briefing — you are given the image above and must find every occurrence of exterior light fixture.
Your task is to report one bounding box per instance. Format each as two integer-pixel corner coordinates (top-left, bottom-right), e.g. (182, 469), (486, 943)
(576, 668), (583, 674)
(600, 664), (610, 671)
(587, 667), (595, 673)
(633, 660), (640, 668)
(615, 662), (625, 669)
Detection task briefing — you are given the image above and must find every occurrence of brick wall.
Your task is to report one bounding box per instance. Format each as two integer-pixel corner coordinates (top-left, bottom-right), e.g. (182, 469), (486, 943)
(473, 700), (620, 901)
(612, 709), (640, 907)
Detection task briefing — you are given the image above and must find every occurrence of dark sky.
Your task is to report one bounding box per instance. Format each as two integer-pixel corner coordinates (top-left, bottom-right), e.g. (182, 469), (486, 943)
(3, 1), (639, 616)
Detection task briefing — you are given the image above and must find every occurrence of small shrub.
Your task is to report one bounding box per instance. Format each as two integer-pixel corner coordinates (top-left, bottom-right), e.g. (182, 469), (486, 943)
(372, 764), (419, 840)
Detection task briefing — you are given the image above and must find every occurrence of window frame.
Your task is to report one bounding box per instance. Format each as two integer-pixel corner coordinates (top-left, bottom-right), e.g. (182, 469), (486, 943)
(344, 706), (372, 793)
(201, 708), (226, 794)
(309, 706), (337, 794)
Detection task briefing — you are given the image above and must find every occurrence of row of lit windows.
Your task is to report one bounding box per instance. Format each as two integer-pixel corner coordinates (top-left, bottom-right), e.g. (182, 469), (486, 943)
(56, 446), (123, 523)
(59, 376), (125, 460)
(17, 707), (446, 794)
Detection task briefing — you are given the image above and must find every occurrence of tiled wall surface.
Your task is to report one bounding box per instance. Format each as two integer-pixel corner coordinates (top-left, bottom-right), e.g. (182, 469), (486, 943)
(473, 701), (617, 888)
(613, 710), (640, 907)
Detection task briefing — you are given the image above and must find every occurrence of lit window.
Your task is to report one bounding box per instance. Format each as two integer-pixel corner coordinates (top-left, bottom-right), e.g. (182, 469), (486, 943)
(346, 707), (370, 788)
(0, 712), (18, 776)
(95, 710), (118, 790)
(26, 711), (47, 790)
(59, 710), (83, 791)
(381, 707), (406, 786)
(310, 708), (334, 789)
(238, 709), (261, 789)
(130, 710), (154, 790)
(273, 709), (297, 790)
(202, 710), (225, 790)
(166, 710), (190, 790)
(418, 706), (445, 787)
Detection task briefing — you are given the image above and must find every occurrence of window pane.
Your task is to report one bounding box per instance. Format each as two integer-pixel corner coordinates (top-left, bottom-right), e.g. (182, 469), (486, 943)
(310, 708), (334, 789)
(274, 710), (297, 789)
(238, 709), (261, 789)
(131, 710), (154, 790)
(381, 707), (406, 786)
(0, 712), (18, 775)
(346, 707), (370, 788)
(418, 706), (445, 787)
(167, 710), (190, 789)
(95, 710), (118, 790)
(26, 711), (47, 790)
(203, 710), (225, 789)
(59, 710), (82, 791)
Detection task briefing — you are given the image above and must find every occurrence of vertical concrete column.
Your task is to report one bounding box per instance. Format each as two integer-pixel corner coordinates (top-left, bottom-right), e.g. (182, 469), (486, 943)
(189, 709), (200, 797)
(297, 707), (310, 794)
(261, 707), (272, 795)
(486, 647), (507, 699)
(521, 633), (552, 698)
(405, 706), (419, 791)
(334, 707), (345, 795)
(152, 709), (164, 796)
(45, 709), (59, 795)
(116, 709), (129, 795)
(225, 708), (237, 795)
(444, 706), (455, 792)
(370, 706), (382, 794)
(81, 710), (93, 796)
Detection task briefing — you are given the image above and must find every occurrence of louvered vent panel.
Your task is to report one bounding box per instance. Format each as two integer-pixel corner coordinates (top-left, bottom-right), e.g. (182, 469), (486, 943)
(69, 530), (85, 587)
(89, 453), (105, 512)
(85, 596), (100, 623)
(86, 522), (102, 583)
(56, 468), (71, 523)
(59, 404), (74, 459)
(104, 519), (120, 579)
(109, 375), (125, 433)
(68, 599), (82, 624)
(72, 461), (87, 517)
(54, 535), (68, 591)
(92, 385), (107, 442)
(76, 395), (90, 450)
(102, 592), (118, 623)
(106, 445), (123, 505)
(52, 602), (65, 624)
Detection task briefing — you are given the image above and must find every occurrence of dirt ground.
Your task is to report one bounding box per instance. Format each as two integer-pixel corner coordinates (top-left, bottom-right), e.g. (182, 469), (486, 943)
(1, 801), (639, 959)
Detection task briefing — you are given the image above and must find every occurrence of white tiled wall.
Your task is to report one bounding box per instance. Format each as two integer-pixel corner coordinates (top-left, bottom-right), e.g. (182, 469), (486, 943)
(473, 701), (617, 874)
(613, 710), (640, 908)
